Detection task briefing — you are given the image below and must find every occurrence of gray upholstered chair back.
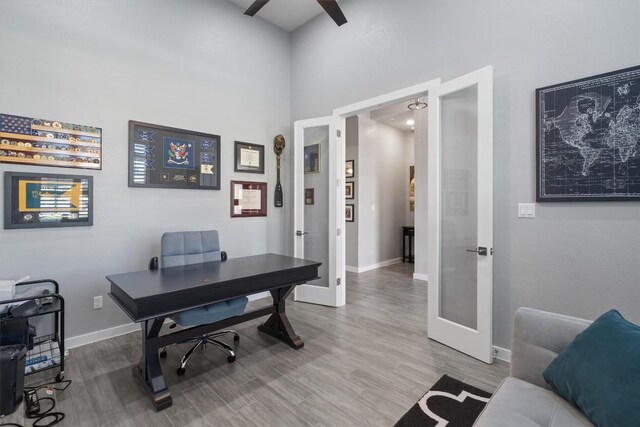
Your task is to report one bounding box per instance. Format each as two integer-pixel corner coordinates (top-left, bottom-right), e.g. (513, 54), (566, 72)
(161, 230), (221, 268)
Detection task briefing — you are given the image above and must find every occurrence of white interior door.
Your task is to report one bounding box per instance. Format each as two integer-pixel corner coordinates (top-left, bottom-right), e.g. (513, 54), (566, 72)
(427, 66), (494, 363)
(293, 116), (345, 307)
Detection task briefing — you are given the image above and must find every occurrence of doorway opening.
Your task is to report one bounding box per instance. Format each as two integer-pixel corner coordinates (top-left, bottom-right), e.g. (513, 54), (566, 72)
(343, 100), (421, 279)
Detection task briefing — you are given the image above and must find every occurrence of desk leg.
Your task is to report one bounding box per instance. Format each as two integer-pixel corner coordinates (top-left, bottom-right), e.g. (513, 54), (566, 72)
(134, 318), (172, 411)
(258, 285), (304, 349)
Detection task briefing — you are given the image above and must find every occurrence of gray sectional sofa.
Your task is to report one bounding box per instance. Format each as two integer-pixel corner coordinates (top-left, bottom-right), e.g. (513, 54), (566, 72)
(474, 307), (594, 426)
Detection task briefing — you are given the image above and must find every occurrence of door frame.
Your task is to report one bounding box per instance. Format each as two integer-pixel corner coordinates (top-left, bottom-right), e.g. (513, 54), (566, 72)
(332, 78), (442, 287)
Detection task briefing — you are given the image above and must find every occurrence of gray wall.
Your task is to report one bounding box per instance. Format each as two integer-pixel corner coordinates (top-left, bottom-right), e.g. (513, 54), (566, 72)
(0, 0), (291, 338)
(292, 0), (640, 348)
(355, 114), (410, 268)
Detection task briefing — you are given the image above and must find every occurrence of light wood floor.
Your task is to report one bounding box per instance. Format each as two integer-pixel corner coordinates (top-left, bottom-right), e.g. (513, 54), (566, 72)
(7, 263), (509, 426)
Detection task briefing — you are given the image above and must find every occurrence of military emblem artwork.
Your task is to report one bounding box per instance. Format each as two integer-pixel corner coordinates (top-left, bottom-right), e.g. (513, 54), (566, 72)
(4, 171), (93, 229)
(0, 113), (102, 169)
(128, 121), (221, 190)
(274, 134), (285, 207)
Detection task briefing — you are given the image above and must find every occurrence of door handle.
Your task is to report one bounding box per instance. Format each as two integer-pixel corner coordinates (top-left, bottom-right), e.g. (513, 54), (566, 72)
(296, 230), (309, 236)
(466, 246), (488, 256)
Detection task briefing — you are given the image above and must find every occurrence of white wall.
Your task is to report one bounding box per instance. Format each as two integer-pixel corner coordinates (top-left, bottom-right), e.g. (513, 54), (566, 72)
(355, 114), (410, 269)
(0, 0), (291, 338)
(291, 0), (640, 348)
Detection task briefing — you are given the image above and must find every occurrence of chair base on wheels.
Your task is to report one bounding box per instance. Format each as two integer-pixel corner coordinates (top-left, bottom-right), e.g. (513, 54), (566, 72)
(159, 330), (240, 376)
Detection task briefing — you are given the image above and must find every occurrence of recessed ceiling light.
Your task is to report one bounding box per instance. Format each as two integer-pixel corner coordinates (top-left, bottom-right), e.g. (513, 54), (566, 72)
(406, 119), (415, 126)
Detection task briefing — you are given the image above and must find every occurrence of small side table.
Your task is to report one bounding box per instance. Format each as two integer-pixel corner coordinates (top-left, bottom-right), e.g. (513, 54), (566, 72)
(402, 226), (414, 263)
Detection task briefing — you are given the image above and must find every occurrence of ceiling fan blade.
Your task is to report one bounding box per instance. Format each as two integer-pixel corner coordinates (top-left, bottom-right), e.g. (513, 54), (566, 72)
(244, 0), (270, 17)
(317, 0), (347, 26)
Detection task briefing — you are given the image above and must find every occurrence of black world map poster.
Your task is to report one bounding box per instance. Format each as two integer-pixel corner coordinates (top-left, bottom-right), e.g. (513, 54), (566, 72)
(536, 65), (640, 201)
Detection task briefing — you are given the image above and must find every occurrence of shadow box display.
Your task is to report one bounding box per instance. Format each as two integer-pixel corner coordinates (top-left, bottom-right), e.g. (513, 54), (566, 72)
(128, 121), (220, 190)
(4, 171), (93, 229)
(230, 180), (267, 217)
(0, 113), (102, 170)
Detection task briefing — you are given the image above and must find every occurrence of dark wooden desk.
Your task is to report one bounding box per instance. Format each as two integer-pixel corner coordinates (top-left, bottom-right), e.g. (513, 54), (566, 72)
(107, 253), (320, 411)
(402, 226), (415, 263)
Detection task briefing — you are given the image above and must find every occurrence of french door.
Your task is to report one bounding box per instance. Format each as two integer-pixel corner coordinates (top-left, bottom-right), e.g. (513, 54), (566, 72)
(427, 66), (494, 363)
(293, 116), (345, 307)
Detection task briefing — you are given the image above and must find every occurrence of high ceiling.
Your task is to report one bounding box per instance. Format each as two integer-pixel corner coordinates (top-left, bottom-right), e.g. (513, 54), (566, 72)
(227, 0), (341, 32)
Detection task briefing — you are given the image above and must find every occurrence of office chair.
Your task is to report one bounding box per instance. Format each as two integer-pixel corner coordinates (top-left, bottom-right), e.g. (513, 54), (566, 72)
(158, 230), (248, 375)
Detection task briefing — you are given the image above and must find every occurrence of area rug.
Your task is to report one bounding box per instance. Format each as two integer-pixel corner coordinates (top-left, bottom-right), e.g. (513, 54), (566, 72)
(394, 375), (492, 427)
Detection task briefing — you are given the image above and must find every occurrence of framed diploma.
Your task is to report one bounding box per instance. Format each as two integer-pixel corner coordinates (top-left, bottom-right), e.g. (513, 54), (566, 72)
(128, 121), (221, 190)
(234, 141), (265, 174)
(230, 180), (267, 217)
(4, 171), (93, 229)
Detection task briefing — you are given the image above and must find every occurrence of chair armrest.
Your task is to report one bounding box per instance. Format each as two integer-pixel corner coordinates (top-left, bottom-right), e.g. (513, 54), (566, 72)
(510, 307), (591, 389)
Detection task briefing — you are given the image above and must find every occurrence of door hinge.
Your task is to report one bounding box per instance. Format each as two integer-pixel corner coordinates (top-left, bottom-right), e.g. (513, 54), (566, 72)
(336, 129), (341, 137)
(337, 228), (341, 236)
(337, 278), (341, 286)
(490, 248), (494, 255)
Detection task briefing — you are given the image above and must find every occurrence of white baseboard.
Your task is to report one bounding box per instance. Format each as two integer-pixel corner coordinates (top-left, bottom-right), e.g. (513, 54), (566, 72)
(65, 322), (140, 349)
(413, 273), (429, 281)
(346, 258), (402, 274)
(493, 346), (511, 362)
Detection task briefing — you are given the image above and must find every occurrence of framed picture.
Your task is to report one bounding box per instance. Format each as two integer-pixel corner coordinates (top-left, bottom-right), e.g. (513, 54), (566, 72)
(304, 143), (320, 173)
(234, 141), (264, 174)
(409, 165), (415, 211)
(305, 188), (314, 205)
(345, 160), (355, 178)
(345, 181), (354, 199)
(230, 180), (267, 217)
(0, 113), (102, 170)
(4, 171), (93, 229)
(128, 121), (221, 190)
(536, 65), (640, 201)
(345, 204), (354, 222)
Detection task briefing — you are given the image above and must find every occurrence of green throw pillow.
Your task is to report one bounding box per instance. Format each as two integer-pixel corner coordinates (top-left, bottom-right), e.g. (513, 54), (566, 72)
(543, 309), (640, 427)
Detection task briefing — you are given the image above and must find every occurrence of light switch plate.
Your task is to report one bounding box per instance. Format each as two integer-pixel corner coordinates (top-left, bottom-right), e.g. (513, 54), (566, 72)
(518, 203), (536, 218)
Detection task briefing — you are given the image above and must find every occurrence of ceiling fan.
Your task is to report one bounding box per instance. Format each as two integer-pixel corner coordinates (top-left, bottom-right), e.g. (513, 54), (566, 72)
(244, 0), (347, 27)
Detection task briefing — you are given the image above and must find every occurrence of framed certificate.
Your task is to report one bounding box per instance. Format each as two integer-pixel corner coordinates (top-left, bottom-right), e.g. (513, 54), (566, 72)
(230, 180), (267, 217)
(4, 171), (93, 229)
(234, 141), (264, 174)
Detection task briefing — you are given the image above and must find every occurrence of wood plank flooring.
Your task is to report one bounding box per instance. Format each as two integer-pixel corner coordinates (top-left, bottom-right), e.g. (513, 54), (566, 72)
(6, 263), (509, 426)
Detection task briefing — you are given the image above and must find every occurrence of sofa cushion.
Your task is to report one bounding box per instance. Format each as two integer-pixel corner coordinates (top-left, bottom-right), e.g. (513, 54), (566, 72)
(543, 309), (640, 427)
(473, 377), (592, 427)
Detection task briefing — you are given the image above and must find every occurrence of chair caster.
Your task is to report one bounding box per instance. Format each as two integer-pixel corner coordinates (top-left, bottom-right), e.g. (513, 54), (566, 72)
(233, 335), (240, 342)
(159, 350), (167, 359)
(177, 367), (186, 376)
(55, 373), (65, 382)
(227, 355), (236, 363)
